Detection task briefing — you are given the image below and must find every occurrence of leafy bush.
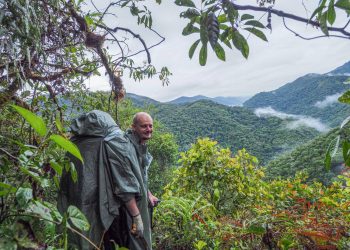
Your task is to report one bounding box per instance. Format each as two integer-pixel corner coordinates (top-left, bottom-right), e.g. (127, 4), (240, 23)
(154, 138), (350, 249)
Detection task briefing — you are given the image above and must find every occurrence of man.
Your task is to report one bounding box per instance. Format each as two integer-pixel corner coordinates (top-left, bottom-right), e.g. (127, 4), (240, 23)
(105, 112), (158, 250)
(58, 110), (158, 250)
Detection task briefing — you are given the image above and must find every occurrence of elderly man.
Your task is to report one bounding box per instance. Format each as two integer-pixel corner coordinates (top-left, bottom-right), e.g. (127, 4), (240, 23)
(58, 111), (158, 250)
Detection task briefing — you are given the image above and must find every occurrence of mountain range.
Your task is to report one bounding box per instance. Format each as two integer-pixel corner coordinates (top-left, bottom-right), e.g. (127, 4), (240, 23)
(125, 60), (350, 174)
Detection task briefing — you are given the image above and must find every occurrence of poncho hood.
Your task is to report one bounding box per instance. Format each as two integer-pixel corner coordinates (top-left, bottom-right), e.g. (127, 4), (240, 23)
(70, 110), (121, 139)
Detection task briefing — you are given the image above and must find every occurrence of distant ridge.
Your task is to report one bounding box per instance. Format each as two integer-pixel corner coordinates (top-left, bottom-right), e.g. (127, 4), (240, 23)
(244, 61), (350, 127)
(169, 95), (250, 106)
(327, 61), (350, 76)
(125, 93), (159, 107)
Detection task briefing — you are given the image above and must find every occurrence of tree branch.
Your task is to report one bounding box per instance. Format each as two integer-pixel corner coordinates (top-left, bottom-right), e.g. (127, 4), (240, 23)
(282, 17), (350, 40)
(98, 24), (152, 64)
(228, 1), (350, 37)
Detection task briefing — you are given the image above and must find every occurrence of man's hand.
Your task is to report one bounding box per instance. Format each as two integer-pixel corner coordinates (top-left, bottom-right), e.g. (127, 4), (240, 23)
(130, 214), (144, 237)
(148, 190), (159, 207)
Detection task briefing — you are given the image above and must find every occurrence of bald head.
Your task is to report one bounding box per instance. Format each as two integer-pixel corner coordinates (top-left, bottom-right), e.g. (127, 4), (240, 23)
(132, 112), (153, 144)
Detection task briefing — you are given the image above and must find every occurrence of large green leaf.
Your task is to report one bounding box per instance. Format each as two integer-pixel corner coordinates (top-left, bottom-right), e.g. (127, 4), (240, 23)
(319, 12), (329, 35)
(189, 39), (200, 59)
(338, 90), (350, 104)
(335, 0), (350, 11)
(324, 149), (332, 171)
(11, 105), (47, 137)
(199, 43), (208, 66)
(241, 14), (254, 21)
(16, 187), (33, 208)
(67, 205), (90, 231)
(27, 200), (54, 221)
(50, 135), (83, 162)
(244, 20), (265, 29)
(200, 15), (209, 44)
(244, 27), (268, 41)
(175, 0), (196, 7)
(214, 43), (225, 61)
(231, 30), (249, 59)
(327, 1), (336, 25)
(343, 141), (350, 166)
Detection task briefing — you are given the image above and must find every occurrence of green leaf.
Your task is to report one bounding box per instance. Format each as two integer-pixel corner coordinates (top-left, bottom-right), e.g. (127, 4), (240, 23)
(182, 23), (200, 36)
(200, 15), (209, 44)
(244, 20), (265, 29)
(247, 225), (265, 234)
(319, 12), (329, 35)
(0, 182), (17, 196)
(231, 30), (249, 59)
(194, 240), (207, 250)
(343, 141), (350, 166)
(67, 205), (90, 231)
(16, 187), (33, 208)
(199, 44), (208, 66)
(338, 90), (350, 104)
(70, 162), (78, 183)
(310, 5), (326, 20)
(189, 39), (200, 59)
(327, 3), (336, 25)
(55, 117), (64, 133)
(217, 14), (227, 23)
(335, 0), (350, 11)
(244, 27), (268, 41)
(214, 43), (226, 61)
(50, 135), (83, 162)
(11, 105), (47, 137)
(324, 148), (332, 171)
(175, 0), (196, 7)
(241, 14), (254, 21)
(214, 188), (220, 199)
(224, 1), (238, 24)
(49, 160), (63, 176)
(27, 200), (53, 221)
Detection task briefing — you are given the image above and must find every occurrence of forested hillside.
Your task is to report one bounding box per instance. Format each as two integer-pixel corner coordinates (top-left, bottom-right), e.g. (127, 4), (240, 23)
(152, 100), (319, 164)
(266, 126), (350, 185)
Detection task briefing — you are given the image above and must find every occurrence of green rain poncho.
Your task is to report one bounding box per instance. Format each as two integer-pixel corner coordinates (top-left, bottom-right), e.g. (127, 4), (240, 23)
(58, 110), (152, 250)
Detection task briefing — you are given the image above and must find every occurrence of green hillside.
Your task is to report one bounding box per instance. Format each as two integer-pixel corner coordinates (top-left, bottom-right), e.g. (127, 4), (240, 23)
(266, 126), (350, 185)
(244, 74), (350, 127)
(152, 100), (319, 164)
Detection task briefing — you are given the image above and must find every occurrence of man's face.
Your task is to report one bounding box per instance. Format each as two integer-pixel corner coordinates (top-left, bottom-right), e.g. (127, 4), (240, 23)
(132, 114), (153, 143)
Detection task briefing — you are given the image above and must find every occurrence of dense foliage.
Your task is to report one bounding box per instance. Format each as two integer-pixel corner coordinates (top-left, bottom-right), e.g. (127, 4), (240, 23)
(153, 99), (319, 164)
(154, 138), (350, 249)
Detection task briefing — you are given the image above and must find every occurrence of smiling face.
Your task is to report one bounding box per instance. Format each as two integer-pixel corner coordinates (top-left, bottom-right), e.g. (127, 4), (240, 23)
(132, 112), (153, 144)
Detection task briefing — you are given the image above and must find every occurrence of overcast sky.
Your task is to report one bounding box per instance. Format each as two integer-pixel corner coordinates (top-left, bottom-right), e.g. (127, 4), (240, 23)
(86, 0), (350, 102)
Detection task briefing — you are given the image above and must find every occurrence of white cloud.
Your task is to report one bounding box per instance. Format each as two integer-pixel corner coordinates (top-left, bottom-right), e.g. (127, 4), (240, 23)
(254, 107), (329, 132)
(314, 93), (342, 108)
